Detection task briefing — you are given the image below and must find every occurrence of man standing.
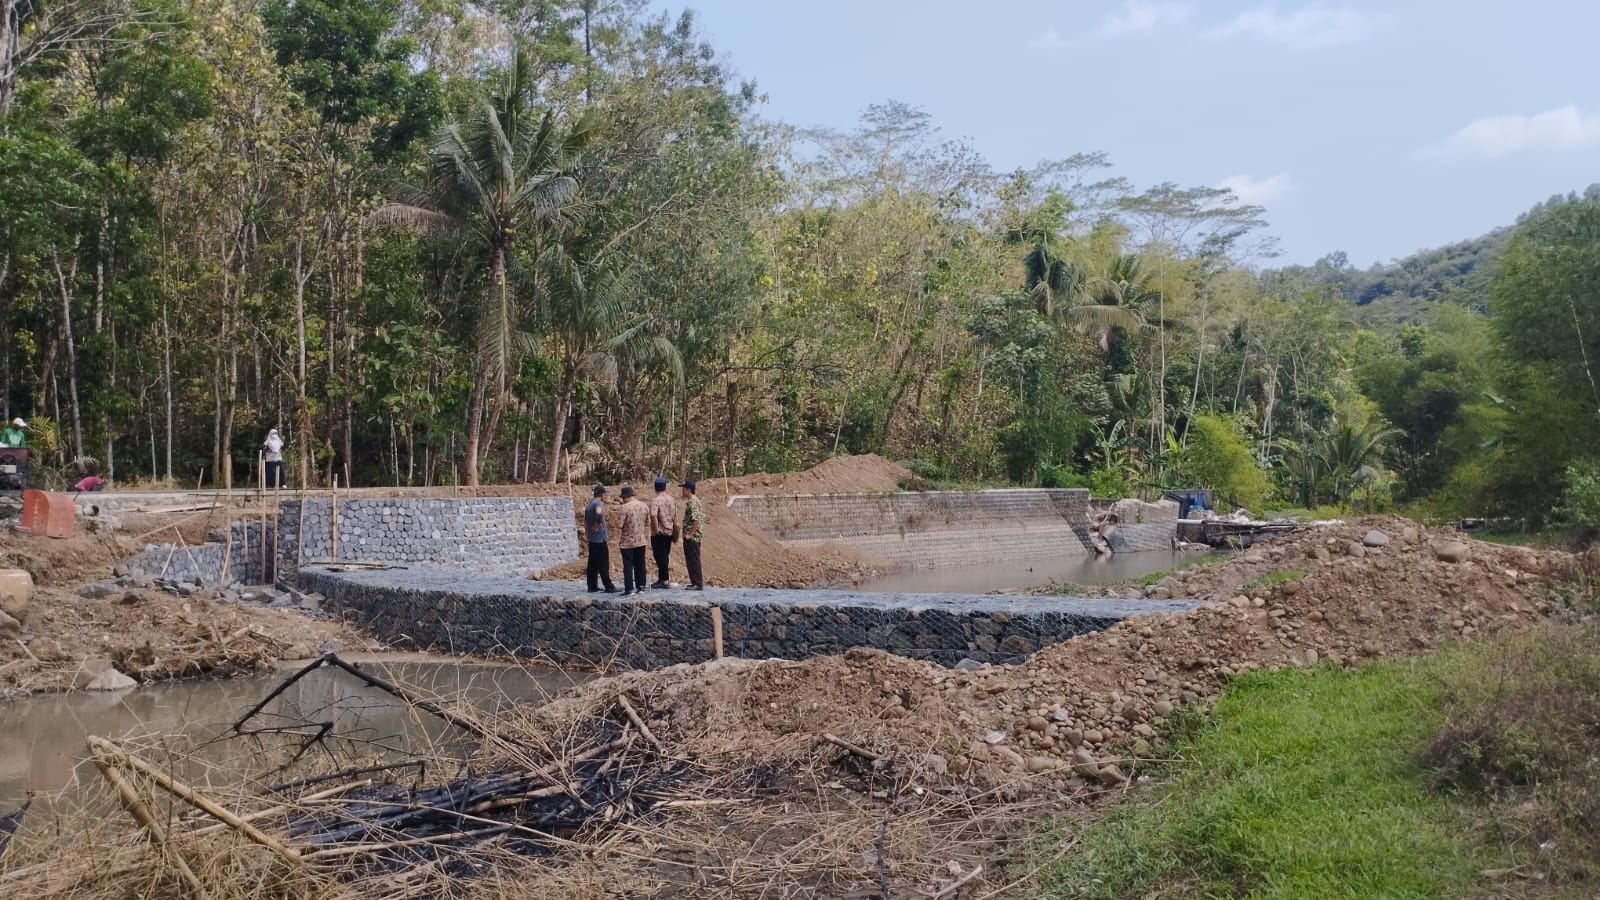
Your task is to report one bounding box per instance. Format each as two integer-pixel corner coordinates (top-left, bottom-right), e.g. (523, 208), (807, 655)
(583, 484), (617, 593)
(0, 419), (24, 448)
(616, 484), (650, 596)
(648, 476), (680, 588)
(262, 428), (285, 489)
(680, 480), (706, 591)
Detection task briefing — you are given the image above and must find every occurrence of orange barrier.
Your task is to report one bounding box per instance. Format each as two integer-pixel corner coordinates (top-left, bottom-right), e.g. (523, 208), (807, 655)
(20, 490), (75, 539)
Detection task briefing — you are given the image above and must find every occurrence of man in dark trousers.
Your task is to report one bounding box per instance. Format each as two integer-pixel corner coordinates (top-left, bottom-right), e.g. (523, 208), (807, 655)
(583, 484), (617, 593)
(680, 480), (706, 590)
(616, 484), (650, 596)
(648, 476), (679, 588)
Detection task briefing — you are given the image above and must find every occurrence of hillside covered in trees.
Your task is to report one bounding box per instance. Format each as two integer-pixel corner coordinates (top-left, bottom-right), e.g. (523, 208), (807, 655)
(2, 0), (1597, 524)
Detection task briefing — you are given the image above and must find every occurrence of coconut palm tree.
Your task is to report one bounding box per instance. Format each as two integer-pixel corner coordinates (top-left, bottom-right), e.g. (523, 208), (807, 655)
(535, 245), (631, 482)
(375, 49), (598, 485)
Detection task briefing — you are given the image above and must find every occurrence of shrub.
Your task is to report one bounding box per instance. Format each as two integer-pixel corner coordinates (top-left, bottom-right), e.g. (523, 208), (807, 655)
(1179, 415), (1273, 512)
(1554, 457), (1600, 527)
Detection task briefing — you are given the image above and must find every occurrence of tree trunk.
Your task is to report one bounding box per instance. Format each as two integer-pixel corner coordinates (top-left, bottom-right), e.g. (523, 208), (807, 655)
(545, 360), (576, 483)
(50, 251), (84, 459)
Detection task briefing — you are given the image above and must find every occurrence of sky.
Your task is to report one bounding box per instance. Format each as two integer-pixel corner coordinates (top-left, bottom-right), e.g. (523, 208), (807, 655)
(646, 0), (1600, 266)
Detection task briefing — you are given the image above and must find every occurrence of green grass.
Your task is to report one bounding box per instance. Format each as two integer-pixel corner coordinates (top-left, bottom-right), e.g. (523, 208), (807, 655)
(1036, 659), (1514, 899)
(1131, 554), (1230, 587)
(1238, 568), (1307, 594)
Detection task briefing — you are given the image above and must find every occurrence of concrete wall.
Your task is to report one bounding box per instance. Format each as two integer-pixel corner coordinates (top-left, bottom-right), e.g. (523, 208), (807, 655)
(277, 496), (577, 577)
(300, 566), (1201, 669)
(729, 489), (1094, 568)
(1102, 523), (1177, 553)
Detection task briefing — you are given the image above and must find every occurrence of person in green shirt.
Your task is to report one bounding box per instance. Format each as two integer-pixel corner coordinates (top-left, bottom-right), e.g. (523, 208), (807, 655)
(679, 480), (706, 590)
(0, 419), (25, 448)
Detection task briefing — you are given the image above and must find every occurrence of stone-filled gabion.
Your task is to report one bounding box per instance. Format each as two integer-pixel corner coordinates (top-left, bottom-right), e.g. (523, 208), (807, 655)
(126, 520), (276, 586)
(300, 565), (1203, 670)
(278, 497), (577, 577)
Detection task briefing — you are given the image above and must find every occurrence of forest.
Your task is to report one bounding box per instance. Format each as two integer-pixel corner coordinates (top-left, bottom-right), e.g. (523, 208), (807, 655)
(2, 0), (1598, 526)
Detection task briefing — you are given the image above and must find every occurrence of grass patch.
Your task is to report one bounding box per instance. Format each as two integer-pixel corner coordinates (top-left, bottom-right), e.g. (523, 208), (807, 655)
(1238, 568), (1307, 595)
(1037, 658), (1515, 899)
(1129, 554), (1231, 587)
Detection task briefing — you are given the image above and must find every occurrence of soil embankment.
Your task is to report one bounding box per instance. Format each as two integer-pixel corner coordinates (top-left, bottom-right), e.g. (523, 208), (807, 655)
(541, 453), (911, 587)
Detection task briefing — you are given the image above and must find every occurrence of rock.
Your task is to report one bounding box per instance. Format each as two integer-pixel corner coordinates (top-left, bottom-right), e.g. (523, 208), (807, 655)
(0, 570), (31, 623)
(1025, 716), (1049, 733)
(993, 746), (1025, 769)
(1227, 596), (1250, 608)
(953, 658), (984, 672)
(1071, 750), (1099, 777)
(78, 582), (120, 600)
(1345, 543), (1367, 559)
(1133, 723), (1155, 738)
(1084, 729), (1105, 745)
(1097, 764), (1129, 785)
(1051, 708), (1071, 723)
(968, 742), (992, 763)
(1363, 530), (1390, 548)
(1153, 700), (1174, 716)
(1026, 756), (1057, 774)
(1434, 541), (1471, 564)
(1302, 648), (1319, 666)
(0, 609), (19, 640)
(297, 595), (322, 612)
(982, 730), (1006, 745)
(85, 667), (137, 691)
(73, 657), (118, 689)
(1402, 527), (1419, 543)
(922, 752), (949, 776)
(1311, 547), (1331, 561)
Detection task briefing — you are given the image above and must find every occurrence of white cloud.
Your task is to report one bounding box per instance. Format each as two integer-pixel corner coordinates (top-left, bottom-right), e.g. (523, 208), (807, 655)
(1027, 28), (1069, 50)
(1206, 6), (1392, 48)
(1030, 2), (1190, 49)
(1219, 173), (1295, 205)
(1425, 105), (1600, 161)
(1092, 1), (1193, 40)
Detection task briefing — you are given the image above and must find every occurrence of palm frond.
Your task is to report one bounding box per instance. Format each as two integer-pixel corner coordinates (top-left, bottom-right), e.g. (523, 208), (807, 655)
(365, 203), (456, 234)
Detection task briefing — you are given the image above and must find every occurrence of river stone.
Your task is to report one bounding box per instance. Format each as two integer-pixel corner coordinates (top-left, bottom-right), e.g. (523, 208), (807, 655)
(1346, 542), (1367, 559)
(1153, 700), (1175, 716)
(1026, 756), (1057, 774)
(1097, 764), (1129, 785)
(0, 570), (31, 623)
(1435, 541), (1471, 564)
(85, 667), (137, 691)
(1363, 530), (1390, 548)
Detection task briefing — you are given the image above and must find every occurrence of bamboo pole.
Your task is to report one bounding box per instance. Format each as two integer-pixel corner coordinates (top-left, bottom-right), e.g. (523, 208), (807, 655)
(330, 474), (339, 562)
(90, 738), (303, 867)
(710, 606), (724, 660)
(89, 746), (213, 900)
(258, 451), (267, 582)
(272, 478), (282, 585)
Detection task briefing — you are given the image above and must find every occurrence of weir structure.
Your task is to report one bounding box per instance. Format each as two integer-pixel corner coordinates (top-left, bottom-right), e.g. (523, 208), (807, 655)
(118, 489), (1193, 669)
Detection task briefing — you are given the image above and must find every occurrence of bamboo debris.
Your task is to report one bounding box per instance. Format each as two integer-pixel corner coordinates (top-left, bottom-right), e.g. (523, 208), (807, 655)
(88, 743), (214, 900)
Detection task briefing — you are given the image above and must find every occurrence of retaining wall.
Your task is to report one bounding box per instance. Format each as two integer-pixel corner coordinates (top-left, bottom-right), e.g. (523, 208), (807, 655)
(300, 566), (1201, 669)
(125, 521), (274, 586)
(729, 489), (1094, 568)
(277, 496), (577, 578)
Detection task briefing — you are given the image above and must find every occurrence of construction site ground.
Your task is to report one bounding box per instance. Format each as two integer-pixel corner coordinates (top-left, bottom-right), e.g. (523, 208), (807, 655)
(0, 459), (1590, 896)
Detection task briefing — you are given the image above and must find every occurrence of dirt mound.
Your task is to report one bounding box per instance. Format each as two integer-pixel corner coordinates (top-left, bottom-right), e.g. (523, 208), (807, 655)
(542, 455), (903, 588)
(540, 518), (1574, 784)
(719, 453), (912, 496)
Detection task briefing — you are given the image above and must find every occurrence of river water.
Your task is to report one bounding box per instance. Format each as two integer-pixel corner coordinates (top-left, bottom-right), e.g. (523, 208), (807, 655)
(853, 550), (1215, 594)
(0, 659), (586, 809)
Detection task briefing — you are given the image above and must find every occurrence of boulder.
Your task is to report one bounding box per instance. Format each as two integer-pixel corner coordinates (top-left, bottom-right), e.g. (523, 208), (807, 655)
(1362, 530), (1390, 548)
(1345, 543), (1367, 559)
(1106, 498), (1180, 525)
(1434, 541), (1471, 564)
(85, 667), (137, 691)
(0, 570), (31, 623)
(73, 657), (118, 689)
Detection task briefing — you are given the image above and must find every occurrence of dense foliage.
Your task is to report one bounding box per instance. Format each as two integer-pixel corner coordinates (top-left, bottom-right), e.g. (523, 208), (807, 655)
(0, 0), (1595, 524)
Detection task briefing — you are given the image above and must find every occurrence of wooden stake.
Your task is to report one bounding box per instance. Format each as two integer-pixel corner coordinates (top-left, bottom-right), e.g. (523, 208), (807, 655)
(272, 479), (282, 585)
(330, 474), (339, 562)
(258, 451), (267, 583)
(710, 606), (724, 660)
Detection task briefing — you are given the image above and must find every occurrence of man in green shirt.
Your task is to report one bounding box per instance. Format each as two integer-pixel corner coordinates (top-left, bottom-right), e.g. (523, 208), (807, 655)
(0, 419), (25, 448)
(679, 480), (706, 590)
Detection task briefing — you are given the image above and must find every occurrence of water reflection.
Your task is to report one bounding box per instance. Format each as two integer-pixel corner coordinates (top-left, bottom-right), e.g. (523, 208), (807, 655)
(0, 661), (585, 808)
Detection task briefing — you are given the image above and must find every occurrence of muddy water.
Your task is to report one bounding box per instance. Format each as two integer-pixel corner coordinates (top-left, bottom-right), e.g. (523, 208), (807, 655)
(853, 550), (1221, 594)
(0, 659), (587, 808)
